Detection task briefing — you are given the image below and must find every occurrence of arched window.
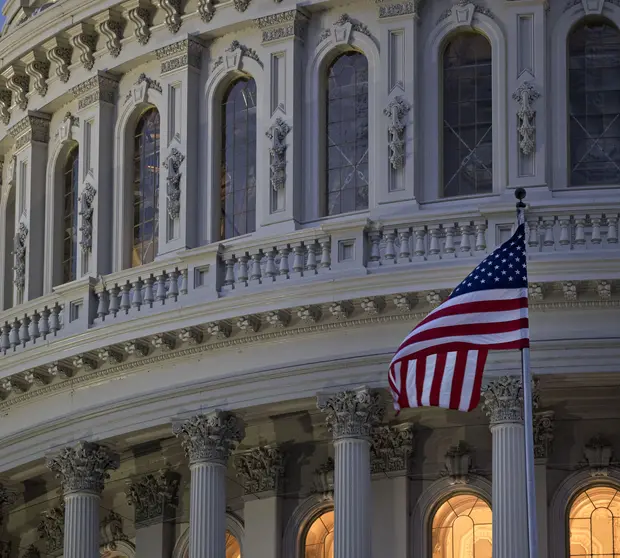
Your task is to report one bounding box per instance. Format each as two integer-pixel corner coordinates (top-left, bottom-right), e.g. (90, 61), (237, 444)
(568, 485), (620, 556)
(220, 77), (257, 240)
(181, 530), (241, 558)
(568, 19), (620, 187)
(304, 509), (334, 558)
(132, 107), (160, 267)
(325, 51), (369, 217)
(431, 494), (492, 558)
(442, 33), (493, 198)
(62, 146), (79, 283)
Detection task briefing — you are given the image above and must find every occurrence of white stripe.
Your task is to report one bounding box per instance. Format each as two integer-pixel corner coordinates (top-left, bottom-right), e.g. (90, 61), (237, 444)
(420, 355), (436, 406)
(423, 287), (527, 319)
(458, 350), (480, 411)
(439, 351), (457, 408)
(391, 327), (528, 365)
(406, 359), (418, 408)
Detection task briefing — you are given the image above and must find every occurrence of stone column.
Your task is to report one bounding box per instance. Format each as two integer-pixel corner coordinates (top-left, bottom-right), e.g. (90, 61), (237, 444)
(318, 387), (384, 558)
(482, 376), (532, 558)
(126, 470), (180, 558)
(173, 411), (244, 558)
(46, 441), (120, 558)
(533, 410), (554, 558)
(234, 446), (285, 558)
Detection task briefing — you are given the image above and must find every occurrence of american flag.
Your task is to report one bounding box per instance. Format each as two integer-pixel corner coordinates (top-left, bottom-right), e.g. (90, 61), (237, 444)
(388, 223), (530, 413)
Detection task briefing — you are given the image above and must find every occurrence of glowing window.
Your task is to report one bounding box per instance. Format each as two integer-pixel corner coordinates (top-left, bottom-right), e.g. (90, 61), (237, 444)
(304, 510), (334, 558)
(431, 494), (492, 558)
(568, 486), (620, 556)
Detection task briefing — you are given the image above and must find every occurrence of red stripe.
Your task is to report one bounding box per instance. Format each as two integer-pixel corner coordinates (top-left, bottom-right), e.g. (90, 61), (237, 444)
(415, 358), (426, 406)
(467, 350), (488, 411)
(414, 297), (528, 331)
(449, 351), (469, 410)
(388, 365), (398, 396)
(398, 361), (410, 410)
(429, 353), (447, 406)
(400, 317), (529, 348)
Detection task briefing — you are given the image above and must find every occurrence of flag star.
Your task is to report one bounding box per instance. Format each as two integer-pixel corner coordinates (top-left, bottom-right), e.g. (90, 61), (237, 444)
(481, 279), (486, 283)
(508, 264), (513, 268)
(494, 254), (499, 258)
(522, 263), (527, 268)
(502, 259), (507, 263)
(474, 275), (479, 279)
(516, 270), (521, 275)
(487, 272), (492, 277)
(518, 235), (523, 239)
(467, 282), (472, 287)
(509, 277), (514, 281)
(502, 248), (507, 251)
(515, 257), (520, 262)
(510, 242), (515, 246)
(494, 265), (499, 269)
(501, 270), (507, 275)
(509, 252), (514, 256)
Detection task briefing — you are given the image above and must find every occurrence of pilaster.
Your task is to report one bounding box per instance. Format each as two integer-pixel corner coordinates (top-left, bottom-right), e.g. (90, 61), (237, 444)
(505, 0), (548, 191)
(373, 0), (420, 209)
(534, 410), (554, 558)
(70, 73), (119, 278)
(8, 112), (51, 302)
(253, 9), (309, 234)
(154, 36), (205, 256)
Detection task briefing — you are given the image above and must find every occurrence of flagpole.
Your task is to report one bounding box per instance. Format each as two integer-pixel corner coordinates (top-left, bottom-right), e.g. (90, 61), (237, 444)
(515, 187), (538, 558)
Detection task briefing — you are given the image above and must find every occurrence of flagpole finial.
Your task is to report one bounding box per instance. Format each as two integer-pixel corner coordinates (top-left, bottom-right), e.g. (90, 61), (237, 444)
(515, 187), (527, 209)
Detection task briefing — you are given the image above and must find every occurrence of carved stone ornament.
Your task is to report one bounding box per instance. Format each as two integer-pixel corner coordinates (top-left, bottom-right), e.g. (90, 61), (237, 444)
(584, 435), (614, 477)
(100, 510), (130, 551)
(441, 441), (473, 485)
(370, 423), (414, 474)
(0, 91), (11, 125)
(46, 441), (120, 494)
(384, 96), (410, 170)
(533, 410), (554, 460)
(513, 82), (541, 156)
(482, 376), (539, 426)
(163, 148), (185, 220)
(13, 222), (28, 292)
(37, 500), (64, 554)
(319, 13), (373, 45)
(234, 446), (285, 494)
(317, 387), (384, 440)
(71, 73), (119, 111)
(124, 73), (162, 105)
(233, 0), (252, 13)
(564, 0), (605, 15)
(21, 545), (40, 558)
(79, 183), (97, 254)
(0, 483), (18, 527)
(95, 11), (124, 58)
(156, 0), (182, 34)
(375, 0), (422, 19)
(156, 37), (205, 74)
(3, 68), (30, 112)
(24, 52), (50, 97)
(126, 470), (180, 527)
(44, 40), (72, 83)
(9, 114), (51, 151)
(198, 0), (216, 22)
(254, 9), (309, 44)
(70, 30), (97, 71)
(437, 0), (494, 25)
(212, 40), (263, 71)
(55, 112), (79, 143)
(312, 458), (334, 499)
(266, 118), (291, 191)
(123, 0), (151, 45)
(172, 410), (245, 465)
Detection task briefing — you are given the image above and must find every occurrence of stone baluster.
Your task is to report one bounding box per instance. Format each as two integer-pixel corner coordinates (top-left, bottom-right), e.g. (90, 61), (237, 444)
(223, 258), (236, 287)
(542, 218), (555, 247)
(39, 308), (50, 338)
(46, 441), (120, 558)
(264, 249), (277, 280)
(574, 216), (586, 247)
(591, 217), (602, 245)
(237, 256), (249, 285)
(383, 231), (397, 261)
(607, 215), (618, 244)
(428, 225), (441, 257)
(306, 242), (318, 272)
(413, 227), (426, 258)
(0, 323), (10, 353)
(120, 283), (131, 313)
(173, 411), (245, 558)
(319, 238), (331, 268)
(558, 217), (571, 247)
(143, 277), (155, 307)
(398, 229), (411, 261)
(155, 275), (167, 302)
(368, 229), (382, 263)
(527, 218), (540, 249)
(278, 247), (290, 277)
(167, 270), (179, 301)
(97, 290), (109, 320)
(444, 225), (456, 256)
(250, 253), (263, 282)
(318, 387), (384, 558)
(458, 223), (471, 253)
(482, 377), (533, 558)
(292, 245), (305, 274)
(131, 278), (143, 309)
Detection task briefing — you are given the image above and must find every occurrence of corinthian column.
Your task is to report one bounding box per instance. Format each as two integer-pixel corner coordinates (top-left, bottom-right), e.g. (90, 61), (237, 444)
(318, 387), (384, 558)
(46, 441), (119, 558)
(173, 411), (245, 558)
(483, 376), (535, 558)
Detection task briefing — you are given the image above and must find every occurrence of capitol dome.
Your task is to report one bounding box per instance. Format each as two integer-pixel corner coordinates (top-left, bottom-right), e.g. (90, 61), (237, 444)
(0, 0), (617, 557)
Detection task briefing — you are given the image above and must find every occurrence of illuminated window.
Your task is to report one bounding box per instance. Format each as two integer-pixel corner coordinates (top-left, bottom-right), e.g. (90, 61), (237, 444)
(182, 530), (241, 558)
(442, 33), (493, 197)
(304, 510), (334, 558)
(325, 51), (369, 217)
(568, 19), (620, 186)
(132, 107), (160, 267)
(431, 494), (492, 558)
(220, 77), (257, 240)
(62, 146), (79, 283)
(568, 485), (620, 557)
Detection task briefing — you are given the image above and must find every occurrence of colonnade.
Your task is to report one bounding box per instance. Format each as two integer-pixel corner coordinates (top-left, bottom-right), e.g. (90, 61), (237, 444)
(44, 376), (530, 558)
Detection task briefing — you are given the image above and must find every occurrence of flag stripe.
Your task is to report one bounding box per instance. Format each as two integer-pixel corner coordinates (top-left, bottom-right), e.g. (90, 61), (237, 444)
(450, 350), (469, 410)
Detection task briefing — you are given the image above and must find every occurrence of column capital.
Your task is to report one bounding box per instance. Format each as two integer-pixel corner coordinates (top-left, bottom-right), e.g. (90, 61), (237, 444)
(46, 441), (120, 494)
(8, 111), (51, 150)
(37, 501), (65, 555)
(70, 71), (119, 111)
(234, 445), (284, 496)
(370, 423), (414, 475)
(126, 470), (180, 527)
(482, 376), (538, 425)
(254, 8), (310, 45)
(534, 410), (554, 461)
(172, 410), (245, 465)
(317, 387), (384, 440)
(0, 483), (18, 528)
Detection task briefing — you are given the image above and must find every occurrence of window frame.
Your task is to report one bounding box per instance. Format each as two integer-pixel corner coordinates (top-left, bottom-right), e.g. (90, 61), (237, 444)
(61, 145), (80, 284)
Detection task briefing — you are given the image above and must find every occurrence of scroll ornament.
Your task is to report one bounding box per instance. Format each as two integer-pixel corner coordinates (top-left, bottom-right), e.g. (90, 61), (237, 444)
(513, 82), (540, 156)
(266, 118), (291, 191)
(163, 148), (185, 219)
(384, 96), (411, 170)
(79, 183), (97, 253)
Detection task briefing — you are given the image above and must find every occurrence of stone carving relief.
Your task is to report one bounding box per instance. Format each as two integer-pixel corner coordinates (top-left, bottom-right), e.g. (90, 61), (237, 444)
(96, 12), (124, 58)
(513, 82), (540, 156)
(375, 0), (422, 19)
(71, 31), (97, 71)
(100, 511), (130, 551)
(163, 148), (185, 220)
(0, 484), (18, 527)
(156, 37), (204, 74)
(212, 41), (263, 71)
(312, 458), (334, 500)
(172, 410), (245, 465)
(45, 42), (72, 83)
(24, 55), (50, 97)
(13, 222), (28, 293)
(317, 387), (384, 440)
(0, 92), (11, 125)
(124, 1), (151, 45)
(157, 0), (182, 34)
(533, 410), (554, 460)
(482, 376), (539, 425)
(370, 423), (414, 474)
(124, 73), (162, 105)
(4, 70), (29, 112)
(319, 13), (372, 45)
(583, 435), (615, 477)
(0, 542), (11, 558)
(46, 441), (120, 493)
(234, 0), (252, 12)
(266, 118), (291, 191)
(564, 0), (607, 15)
(78, 183), (97, 254)
(254, 10), (309, 44)
(437, 0), (494, 25)
(21, 545), (40, 558)
(55, 112), (79, 144)
(126, 470), (180, 527)
(71, 74), (119, 111)
(234, 446), (285, 494)
(37, 501), (65, 555)
(198, 0), (216, 22)
(441, 441), (473, 484)
(384, 96), (410, 171)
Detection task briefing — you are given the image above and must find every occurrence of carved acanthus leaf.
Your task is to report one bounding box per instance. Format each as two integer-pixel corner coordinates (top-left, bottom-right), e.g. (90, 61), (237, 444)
(96, 13), (124, 58)
(37, 501), (65, 554)
(44, 42), (72, 83)
(24, 54), (50, 97)
(441, 441), (473, 484)
(124, 1), (151, 45)
(162, 148), (185, 219)
(13, 222), (28, 292)
(513, 82), (541, 156)
(156, 0), (182, 34)
(312, 458), (334, 499)
(70, 30), (97, 71)
(482, 376), (539, 425)
(384, 96), (410, 170)
(583, 435), (615, 477)
(79, 183), (97, 254)
(100, 510), (129, 551)
(370, 424), (414, 474)
(234, 446), (285, 494)
(266, 118), (291, 191)
(534, 411), (554, 460)
(198, 0), (216, 21)
(126, 470), (180, 527)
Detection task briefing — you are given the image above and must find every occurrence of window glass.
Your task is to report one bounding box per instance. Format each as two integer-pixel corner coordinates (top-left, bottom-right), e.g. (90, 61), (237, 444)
(304, 510), (334, 558)
(62, 146), (79, 283)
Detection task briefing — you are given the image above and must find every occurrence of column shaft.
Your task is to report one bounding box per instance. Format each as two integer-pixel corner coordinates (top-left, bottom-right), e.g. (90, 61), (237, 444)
(63, 491), (100, 558)
(491, 422), (528, 558)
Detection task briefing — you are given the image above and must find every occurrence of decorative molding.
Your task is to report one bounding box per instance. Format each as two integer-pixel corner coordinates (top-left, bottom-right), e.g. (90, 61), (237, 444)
(254, 9), (309, 43)
(13, 222), (28, 293)
(312, 458), (335, 498)
(55, 112), (79, 143)
(360, 296), (385, 315)
(234, 446), (285, 494)
(79, 183), (96, 254)
(212, 40), (263, 71)
(441, 441), (474, 484)
(375, 0), (421, 19)
(126, 470), (180, 527)
(100, 510), (130, 551)
(266, 118), (291, 191)
(9, 113), (51, 150)
(482, 376), (539, 425)
(233, 0), (252, 13)
(370, 423), (414, 474)
(37, 501), (65, 555)
(437, 0), (494, 25)
(198, 0), (216, 22)
(2, 67), (29, 112)
(156, 0), (182, 34)
(69, 26), (97, 71)
(319, 13), (373, 44)
(23, 52), (50, 97)
(513, 82), (540, 156)
(0, 91), (11, 125)
(163, 148), (185, 220)
(46, 441), (120, 494)
(533, 410), (554, 460)
(317, 386), (384, 440)
(384, 96), (410, 171)
(71, 73), (119, 110)
(0, 484), (18, 527)
(43, 38), (72, 83)
(124, 73), (163, 105)
(172, 410), (245, 465)
(95, 10), (125, 57)
(123, 0), (152, 45)
(583, 435), (615, 477)
(156, 37), (204, 75)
